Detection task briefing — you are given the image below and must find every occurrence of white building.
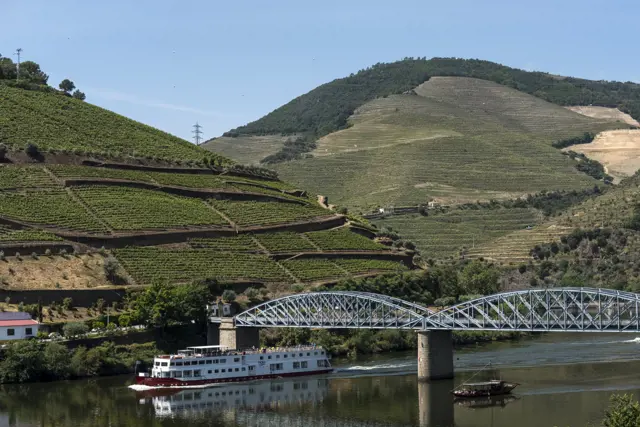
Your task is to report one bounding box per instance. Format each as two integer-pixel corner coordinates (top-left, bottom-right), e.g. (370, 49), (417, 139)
(0, 312), (39, 341)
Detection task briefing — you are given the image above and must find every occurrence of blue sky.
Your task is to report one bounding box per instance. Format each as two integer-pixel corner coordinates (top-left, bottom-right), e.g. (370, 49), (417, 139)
(3, 0), (639, 142)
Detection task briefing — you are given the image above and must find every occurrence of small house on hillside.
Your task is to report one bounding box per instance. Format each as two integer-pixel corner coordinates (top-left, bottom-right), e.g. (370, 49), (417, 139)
(0, 312), (39, 341)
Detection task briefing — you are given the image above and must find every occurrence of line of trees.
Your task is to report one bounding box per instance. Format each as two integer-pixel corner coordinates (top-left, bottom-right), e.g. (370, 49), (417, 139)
(0, 53), (86, 101)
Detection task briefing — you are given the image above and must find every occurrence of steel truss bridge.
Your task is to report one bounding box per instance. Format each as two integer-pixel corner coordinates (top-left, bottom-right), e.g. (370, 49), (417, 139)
(234, 288), (640, 332)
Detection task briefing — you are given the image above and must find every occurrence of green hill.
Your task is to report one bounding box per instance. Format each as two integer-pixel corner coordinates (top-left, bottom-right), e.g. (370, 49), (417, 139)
(0, 81), (410, 309)
(270, 77), (621, 210)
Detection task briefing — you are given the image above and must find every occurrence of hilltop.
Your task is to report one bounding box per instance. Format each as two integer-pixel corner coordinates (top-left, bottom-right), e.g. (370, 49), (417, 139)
(205, 58), (637, 211)
(0, 67), (411, 324)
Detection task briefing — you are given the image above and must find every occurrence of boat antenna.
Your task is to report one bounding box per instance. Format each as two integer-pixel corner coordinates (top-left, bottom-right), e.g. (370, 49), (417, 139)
(451, 361), (493, 392)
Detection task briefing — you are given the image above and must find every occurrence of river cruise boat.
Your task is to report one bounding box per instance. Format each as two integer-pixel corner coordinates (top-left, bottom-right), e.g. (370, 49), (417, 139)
(136, 345), (333, 388)
(451, 380), (519, 398)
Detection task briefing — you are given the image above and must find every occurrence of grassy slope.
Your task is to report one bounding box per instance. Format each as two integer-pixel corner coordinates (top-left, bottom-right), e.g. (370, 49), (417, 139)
(0, 85), (229, 163)
(275, 77), (621, 210)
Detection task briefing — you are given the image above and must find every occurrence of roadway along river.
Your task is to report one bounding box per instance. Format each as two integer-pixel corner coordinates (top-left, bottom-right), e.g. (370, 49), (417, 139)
(3, 332), (640, 427)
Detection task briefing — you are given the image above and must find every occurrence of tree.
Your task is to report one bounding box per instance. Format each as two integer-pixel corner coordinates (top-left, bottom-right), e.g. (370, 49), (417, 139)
(222, 290), (237, 303)
(62, 297), (73, 311)
(43, 342), (71, 380)
(25, 143), (40, 158)
(19, 61), (48, 84)
(63, 322), (89, 338)
(59, 79), (75, 93)
(603, 394), (640, 427)
(459, 260), (500, 295)
(72, 90), (86, 101)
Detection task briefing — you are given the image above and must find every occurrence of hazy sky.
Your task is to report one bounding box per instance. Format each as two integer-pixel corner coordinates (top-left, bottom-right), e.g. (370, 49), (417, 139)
(3, 0), (639, 142)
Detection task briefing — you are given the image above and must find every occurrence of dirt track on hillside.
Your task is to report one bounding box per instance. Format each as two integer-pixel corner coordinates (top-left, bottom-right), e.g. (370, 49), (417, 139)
(565, 129), (640, 182)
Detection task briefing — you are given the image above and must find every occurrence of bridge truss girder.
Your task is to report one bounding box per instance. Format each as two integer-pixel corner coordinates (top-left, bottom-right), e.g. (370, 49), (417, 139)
(234, 291), (436, 330)
(424, 287), (640, 332)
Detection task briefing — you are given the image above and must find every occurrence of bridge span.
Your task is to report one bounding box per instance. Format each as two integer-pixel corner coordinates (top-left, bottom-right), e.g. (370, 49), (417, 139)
(208, 287), (640, 380)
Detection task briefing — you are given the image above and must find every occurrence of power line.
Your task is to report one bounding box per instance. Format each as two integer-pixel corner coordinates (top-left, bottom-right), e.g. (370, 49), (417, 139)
(192, 122), (203, 146)
(14, 48), (22, 81)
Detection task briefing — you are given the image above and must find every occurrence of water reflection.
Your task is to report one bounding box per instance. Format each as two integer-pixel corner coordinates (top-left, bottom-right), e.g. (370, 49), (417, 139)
(140, 378), (330, 418)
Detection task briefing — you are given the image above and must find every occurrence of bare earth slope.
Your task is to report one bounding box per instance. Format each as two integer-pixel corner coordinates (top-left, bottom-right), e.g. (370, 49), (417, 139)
(563, 130), (640, 183)
(274, 77), (622, 211)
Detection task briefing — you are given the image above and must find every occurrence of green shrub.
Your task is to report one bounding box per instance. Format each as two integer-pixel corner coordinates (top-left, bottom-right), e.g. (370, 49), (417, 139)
(63, 322), (89, 338)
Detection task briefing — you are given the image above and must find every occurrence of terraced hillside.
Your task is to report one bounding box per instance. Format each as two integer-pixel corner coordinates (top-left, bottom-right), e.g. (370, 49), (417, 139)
(465, 173), (640, 265)
(374, 207), (542, 261)
(272, 77), (621, 210)
(0, 163), (411, 290)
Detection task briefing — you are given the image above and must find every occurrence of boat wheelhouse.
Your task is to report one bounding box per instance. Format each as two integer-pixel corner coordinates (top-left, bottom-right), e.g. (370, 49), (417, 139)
(136, 345), (332, 388)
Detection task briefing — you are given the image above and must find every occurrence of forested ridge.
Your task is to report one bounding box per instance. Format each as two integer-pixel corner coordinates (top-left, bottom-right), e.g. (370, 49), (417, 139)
(224, 57), (640, 140)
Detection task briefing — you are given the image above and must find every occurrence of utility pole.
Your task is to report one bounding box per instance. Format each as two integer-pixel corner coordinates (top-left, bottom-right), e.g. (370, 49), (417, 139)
(192, 122), (203, 146)
(14, 48), (22, 81)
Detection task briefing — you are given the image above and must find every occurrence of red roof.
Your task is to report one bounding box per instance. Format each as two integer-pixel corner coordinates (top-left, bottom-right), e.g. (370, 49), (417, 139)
(0, 319), (38, 327)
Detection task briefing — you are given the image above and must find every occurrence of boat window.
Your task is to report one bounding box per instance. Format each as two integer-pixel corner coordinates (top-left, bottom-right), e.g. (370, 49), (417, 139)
(299, 353), (303, 357)
(234, 357), (240, 362)
(276, 355), (280, 359)
(170, 362), (175, 366)
(206, 359), (212, 364)
(291, 354), (295, 358)
(284, 354), (288, 358)
(208, 370), (212, 374)
(321, 351), (324, 355)
(193, 370), (201, 377)
(183, 370), (192, 377)
(221, 369), (226, 373)
(176, 362), (183, 366)
(249, 366), (255, 371)
(215, 370), (219, 373)
(174, 371), (183, 378)
(242, 367), (246, 371)
(260, 356), (263, 360)
(293, 362), (300, 369)
(301, 361), (308, 368)
(268, 356), (271, 360)
(213, 359), (218, 364)
(306, 353), (310, 356)
(317, 360), (325, 368)
(161, 362), (168, 367)
(220, 358), (227, 363)
(199, 360), (206, 365)
(184, 361), (190, 366)
(235, 368), (239, 372)
(314, 352), (318, 355)
(154, 362), (160, 366)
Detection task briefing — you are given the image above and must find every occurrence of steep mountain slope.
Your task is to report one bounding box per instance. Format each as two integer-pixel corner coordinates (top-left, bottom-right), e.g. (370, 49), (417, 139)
(273, 77), (621, 210)
(0, 85), (410, 301)
(0, 85), (229, 164)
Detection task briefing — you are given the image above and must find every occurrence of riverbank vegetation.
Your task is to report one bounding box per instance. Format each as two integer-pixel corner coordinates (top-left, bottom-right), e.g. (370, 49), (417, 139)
(0, 340), (156, 384)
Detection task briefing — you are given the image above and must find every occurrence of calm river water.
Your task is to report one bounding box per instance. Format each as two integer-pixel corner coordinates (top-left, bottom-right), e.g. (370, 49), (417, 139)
(3, 333), (640, 427)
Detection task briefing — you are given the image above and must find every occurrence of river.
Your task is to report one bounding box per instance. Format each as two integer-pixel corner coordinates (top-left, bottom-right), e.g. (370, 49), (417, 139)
(3, 333), (640, 427)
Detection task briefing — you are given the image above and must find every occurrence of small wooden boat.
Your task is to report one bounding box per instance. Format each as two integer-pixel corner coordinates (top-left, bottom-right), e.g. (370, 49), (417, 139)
(451, 380), (519, 398)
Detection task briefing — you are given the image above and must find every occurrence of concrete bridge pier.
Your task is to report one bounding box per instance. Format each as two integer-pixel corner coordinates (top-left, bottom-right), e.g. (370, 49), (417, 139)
(219, 318), (260, 350)
(417, 330), (454, 381)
